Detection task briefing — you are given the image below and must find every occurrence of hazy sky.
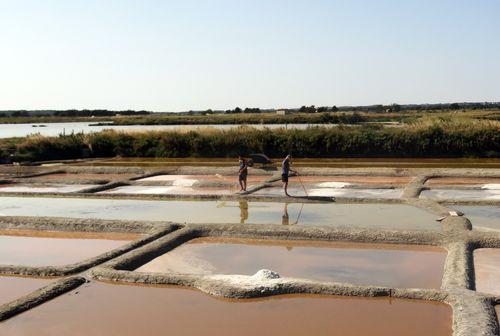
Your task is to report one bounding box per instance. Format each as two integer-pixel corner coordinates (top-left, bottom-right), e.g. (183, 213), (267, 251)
(1, 0), (499, 111)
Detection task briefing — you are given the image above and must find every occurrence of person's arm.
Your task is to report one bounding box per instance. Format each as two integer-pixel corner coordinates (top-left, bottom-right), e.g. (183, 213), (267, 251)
(238, 161), (247, 174)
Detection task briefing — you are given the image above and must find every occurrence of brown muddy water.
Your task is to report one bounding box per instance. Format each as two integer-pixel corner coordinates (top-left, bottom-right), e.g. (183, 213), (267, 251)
(0, 276), (53, 306)
(136, 238), (446, 289)
(70, 157), (500, 168)
(0, 184), (97, 193)
(450, 205), (500, 231)
(0, 197), (441, 230)
(0, 281), (452, 336)
(474, 249), (500, 295)
(0, 231), (134, 266)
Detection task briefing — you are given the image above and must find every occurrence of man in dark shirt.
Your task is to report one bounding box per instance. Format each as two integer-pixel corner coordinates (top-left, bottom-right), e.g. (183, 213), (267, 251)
(238, 155), (248, 192)
(281, 154), (297, 197)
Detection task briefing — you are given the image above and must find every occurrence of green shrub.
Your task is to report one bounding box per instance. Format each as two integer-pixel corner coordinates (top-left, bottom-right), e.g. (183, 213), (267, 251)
(5, 118), (500, 161)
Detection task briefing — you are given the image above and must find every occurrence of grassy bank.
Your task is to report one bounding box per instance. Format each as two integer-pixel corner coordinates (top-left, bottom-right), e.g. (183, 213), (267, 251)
(103, 112), (371, 125)
(1, 109), (498, 125)
(2, 117), (499, 162)
(0, 112), (369, 125)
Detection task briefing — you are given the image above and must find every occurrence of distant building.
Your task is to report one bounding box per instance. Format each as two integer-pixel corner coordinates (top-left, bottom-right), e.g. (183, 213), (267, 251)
(276, 110), (291, 115)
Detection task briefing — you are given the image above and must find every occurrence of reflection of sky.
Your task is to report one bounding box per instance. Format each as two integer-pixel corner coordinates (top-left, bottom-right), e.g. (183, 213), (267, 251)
(421, 189), (500, 201)
(137, 240), (445, 288)
(254, 187), (403, 199)
(451, 205), (500, 231)
(0, 123), (341, 139)
(0, 197), (440, 230)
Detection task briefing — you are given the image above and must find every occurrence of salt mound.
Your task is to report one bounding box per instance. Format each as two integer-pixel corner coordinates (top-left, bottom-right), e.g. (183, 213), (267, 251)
(250, 269), (281, 280)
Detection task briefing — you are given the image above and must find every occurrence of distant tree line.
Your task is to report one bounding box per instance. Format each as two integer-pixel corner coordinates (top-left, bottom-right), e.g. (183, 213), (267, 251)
(0, 110), (152, 117)
(298, 105), (339, 113)
(336, 102), (500, 113)
(1, 102), (499, 118)
(224, 107), (262, 114)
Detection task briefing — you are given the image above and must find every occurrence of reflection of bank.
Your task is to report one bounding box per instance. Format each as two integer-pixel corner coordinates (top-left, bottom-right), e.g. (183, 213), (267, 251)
(239, 201), (248, 224)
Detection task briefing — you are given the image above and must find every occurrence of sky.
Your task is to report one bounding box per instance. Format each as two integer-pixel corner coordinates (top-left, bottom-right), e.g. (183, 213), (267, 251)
(0, 0), (499, 112)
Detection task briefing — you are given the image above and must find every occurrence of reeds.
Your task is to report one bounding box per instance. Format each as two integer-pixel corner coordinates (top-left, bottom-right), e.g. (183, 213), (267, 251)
(4, 118), (500, 162)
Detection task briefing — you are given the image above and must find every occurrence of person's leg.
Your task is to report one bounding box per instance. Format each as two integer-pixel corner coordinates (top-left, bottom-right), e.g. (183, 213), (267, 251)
(284, 181), (290, 196)
(239, 175), (244, 191)
(282, 174), (290, 196)
(242, 175), (247, 191)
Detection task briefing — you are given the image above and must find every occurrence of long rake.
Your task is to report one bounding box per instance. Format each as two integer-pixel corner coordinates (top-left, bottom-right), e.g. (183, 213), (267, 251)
(296, 172), (309, 197)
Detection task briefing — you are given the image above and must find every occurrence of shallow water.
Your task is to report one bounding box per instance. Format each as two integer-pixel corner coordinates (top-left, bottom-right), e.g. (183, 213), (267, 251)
(33, 173), (136, 181)
(0, 197), (441, 230)
(137, 174), (270, 183)
(0, 233), (132, 266)
(100, 185), (235, 195)
(474, 249), (500, 295)
(0, 122), (340, 139)
(421, 189), (500, 201)
(0, 276), (53, 306)
(255, 186), (403, 199)
(0, 281), (452, 336)
(136, 238), (446, 288)
(426, 177), (500, 186)
(450, 205), (500, 231)
(290, 175), (411, 185)
(0, 184), (97, 193)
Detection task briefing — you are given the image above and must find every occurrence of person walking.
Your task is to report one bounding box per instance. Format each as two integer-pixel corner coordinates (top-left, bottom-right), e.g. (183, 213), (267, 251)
(238, 155), (248, 192)
(281, 154), (297, 197)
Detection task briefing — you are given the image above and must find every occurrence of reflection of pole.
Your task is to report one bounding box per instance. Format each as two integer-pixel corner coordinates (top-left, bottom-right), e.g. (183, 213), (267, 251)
(293, 203), (305, 225)
(282, 203), (290, 225)
(239, 200), (249, 224)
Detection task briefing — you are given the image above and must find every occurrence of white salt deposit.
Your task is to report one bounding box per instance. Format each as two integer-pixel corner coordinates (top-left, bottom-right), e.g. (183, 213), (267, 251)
(100, 186), (179, 194)
(0, 184), (97, 193)
(172, 179), (198, 187)
(205, 269), (284, 291)
(482, 184), (500, 190)
(317, 182), (351, 188)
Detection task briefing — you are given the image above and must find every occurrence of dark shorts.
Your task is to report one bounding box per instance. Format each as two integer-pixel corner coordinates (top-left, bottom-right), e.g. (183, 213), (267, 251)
(239, 173), (247, 181)
(281, 174), (289, 183)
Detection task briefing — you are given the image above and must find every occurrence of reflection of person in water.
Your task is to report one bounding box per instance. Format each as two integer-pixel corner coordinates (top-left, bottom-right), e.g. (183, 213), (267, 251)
(239, 200), (249, 224)
(282, 203), (290, 225)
